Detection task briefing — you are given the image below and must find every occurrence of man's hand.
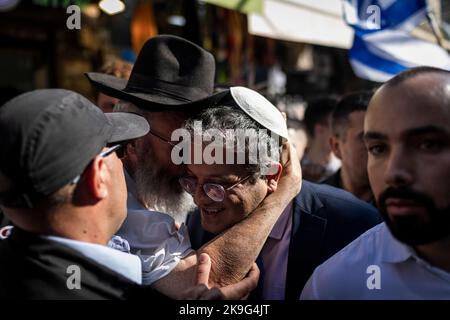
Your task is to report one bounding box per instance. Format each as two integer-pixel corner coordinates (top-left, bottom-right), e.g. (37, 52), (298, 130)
(180, 253), (260, 300)
(278, 141), (302, 197)
(180, 253), (220, 299)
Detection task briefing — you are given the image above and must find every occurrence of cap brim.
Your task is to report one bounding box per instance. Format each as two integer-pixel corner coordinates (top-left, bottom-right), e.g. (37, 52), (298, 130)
(85, 72), (228, 110)
(105, 112), (150, 143)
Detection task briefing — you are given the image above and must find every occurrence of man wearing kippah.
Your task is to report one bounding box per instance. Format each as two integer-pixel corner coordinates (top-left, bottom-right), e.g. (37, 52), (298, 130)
(184, 87), (381, 299)
(0, 89), (257, 299)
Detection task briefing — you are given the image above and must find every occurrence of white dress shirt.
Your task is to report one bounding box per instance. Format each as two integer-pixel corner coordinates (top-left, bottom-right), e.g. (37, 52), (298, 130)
(301, 223), (450, 300)
(111, 170), (193, 286)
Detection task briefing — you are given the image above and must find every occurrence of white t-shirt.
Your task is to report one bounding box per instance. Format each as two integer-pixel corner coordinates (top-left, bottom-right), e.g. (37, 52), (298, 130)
(301, 223), (450, 300)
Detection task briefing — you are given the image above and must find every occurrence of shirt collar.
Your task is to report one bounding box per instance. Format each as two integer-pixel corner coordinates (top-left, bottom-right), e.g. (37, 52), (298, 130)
(269, 201), (293, 240)
(44, 235), (142, 285)
(379, 223), (416, 264)
(379, 223), (450, 281)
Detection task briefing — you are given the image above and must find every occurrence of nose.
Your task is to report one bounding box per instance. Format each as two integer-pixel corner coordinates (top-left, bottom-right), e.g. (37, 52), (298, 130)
(192, 184), (214, 207)
(384, 147), (414, 188)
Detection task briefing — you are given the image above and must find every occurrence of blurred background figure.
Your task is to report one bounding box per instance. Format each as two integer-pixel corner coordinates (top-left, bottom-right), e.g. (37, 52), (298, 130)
(286, 118), (308, 160)
(323, 91), (374, 203)
(94, 57), (133, 112)
(301, 96), (341, 182)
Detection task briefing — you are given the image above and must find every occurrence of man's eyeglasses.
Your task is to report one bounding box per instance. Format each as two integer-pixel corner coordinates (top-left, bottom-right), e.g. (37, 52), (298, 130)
(149, 130), (176, 147)
(178, 175), (252, 202)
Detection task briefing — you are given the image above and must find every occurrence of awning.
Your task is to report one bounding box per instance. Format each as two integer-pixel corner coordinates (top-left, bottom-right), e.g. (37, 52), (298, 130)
(248, 0), (354, 49)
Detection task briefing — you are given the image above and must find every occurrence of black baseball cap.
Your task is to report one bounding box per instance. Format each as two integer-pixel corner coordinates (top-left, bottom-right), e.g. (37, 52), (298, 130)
(0, 89), (149, 207)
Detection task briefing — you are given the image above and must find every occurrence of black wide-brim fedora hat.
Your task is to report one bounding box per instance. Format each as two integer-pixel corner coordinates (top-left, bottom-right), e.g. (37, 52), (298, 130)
(86, 35), (228, 110)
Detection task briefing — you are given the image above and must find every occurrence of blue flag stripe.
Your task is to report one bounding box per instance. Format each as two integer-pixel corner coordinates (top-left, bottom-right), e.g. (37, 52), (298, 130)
(381, 0), (426, 29)
(350, 35), (408, 75)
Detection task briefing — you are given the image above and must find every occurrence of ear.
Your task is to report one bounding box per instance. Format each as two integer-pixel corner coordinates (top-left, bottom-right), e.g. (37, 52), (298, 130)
(313, 123), (322, 138)
(329, 135), (342, 160)
(120, 138), (143, 175)
(84, 155), (109, 200)
(265, 163), (282, 193)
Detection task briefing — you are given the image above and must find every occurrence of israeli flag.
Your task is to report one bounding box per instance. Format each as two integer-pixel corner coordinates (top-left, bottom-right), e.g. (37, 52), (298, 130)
(343, 0), (450, 82)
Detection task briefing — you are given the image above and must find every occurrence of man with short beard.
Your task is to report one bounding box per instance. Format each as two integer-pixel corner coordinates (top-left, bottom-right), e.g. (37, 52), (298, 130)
(87, 35), (301, 298)
(301, 66), (450, 299)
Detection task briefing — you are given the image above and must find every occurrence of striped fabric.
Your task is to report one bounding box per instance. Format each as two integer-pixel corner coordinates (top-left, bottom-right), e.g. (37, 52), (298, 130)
(343, 0), (450, 82)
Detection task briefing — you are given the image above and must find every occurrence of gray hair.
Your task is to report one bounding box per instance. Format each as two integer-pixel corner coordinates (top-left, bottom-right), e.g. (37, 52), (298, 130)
(183, 105), (281, 179)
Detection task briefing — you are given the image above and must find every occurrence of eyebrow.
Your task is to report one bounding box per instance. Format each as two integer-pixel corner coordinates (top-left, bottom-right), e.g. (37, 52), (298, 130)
(363, 131), (387, 141)
(403, 125), (449, 137)
(364, 125), (449, 141)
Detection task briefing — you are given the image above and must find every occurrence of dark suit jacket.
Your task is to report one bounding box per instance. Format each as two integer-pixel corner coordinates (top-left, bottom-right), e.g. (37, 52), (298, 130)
(0, 227), (165, 300)
(187, 180), (382, 300)
(321, 170), (377, 206)
(0, 210), (11, 229)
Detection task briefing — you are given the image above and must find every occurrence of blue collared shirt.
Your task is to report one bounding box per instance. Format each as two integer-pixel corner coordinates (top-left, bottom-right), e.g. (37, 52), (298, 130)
(45, 235), (142, 285)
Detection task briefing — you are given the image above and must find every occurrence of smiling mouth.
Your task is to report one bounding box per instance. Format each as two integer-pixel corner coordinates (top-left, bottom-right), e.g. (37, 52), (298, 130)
(201, 208), (225, 216)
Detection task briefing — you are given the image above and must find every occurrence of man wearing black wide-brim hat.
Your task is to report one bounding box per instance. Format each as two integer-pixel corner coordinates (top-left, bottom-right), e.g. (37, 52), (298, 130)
(89, 35), (227, 224)
(87, 35), (302, 298)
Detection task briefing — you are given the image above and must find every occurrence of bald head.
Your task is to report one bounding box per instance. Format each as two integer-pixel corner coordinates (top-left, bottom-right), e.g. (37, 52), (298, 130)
(373, 67), (450, 114)
(383, 66), (450, 88)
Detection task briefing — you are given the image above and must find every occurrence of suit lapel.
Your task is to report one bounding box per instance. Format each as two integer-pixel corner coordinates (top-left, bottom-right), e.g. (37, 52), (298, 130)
(285, 181), (327, 300)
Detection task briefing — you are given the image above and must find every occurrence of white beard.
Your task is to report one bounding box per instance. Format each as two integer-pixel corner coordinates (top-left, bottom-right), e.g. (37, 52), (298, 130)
(134, 145), (195, 224)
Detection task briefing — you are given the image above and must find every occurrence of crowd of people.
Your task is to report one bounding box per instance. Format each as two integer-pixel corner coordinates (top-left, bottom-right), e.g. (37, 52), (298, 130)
(0, 35), (449, 300)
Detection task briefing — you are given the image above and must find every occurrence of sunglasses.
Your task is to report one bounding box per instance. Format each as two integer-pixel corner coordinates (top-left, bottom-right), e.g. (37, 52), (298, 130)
(178, 174), (252, 202)
(71, 144), (124, 185)
(101, 144), (124, 158)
